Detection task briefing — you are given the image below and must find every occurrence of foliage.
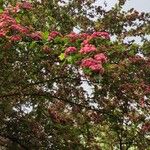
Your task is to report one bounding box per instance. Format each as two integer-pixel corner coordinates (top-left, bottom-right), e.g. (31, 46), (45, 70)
(0, 0), (150, 149)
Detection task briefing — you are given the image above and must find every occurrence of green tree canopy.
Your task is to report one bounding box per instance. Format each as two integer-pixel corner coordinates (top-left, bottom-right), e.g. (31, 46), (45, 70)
(0, 0), (150, 149)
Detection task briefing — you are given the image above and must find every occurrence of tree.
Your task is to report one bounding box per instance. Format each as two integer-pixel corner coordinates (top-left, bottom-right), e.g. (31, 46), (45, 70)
(0, 0), (150, 149)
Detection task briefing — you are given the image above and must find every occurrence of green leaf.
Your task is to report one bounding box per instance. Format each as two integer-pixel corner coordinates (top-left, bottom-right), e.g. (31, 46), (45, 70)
(42, 31), (49, 40)
(29, 41), (37, 49)
(59, 53), (65, 61)
(15, 17), (20, 23)
(53, 37), (62, 44)
(0, 9), (3, 13)
(66, 56), (73, 64)
(83, 68), (92, 75)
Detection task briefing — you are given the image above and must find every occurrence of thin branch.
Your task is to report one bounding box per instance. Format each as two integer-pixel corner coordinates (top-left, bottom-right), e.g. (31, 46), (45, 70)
(0, 134), (28, 150)
(0, 91), (108, 114)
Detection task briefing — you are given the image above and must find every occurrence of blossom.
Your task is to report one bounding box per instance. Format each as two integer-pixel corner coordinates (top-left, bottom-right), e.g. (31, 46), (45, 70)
(80, 44), (96, 54)
(141, 122), (150, 133)
(0, 22), (7, 28)
(81, 58), (104, 73)
(66, 32), (78, 38)
(65, 47), (77, 56)
(81, 35), (93, 46)
(30, 32), (42, 41)
(81, 39), (89, 46)
(89, 64), (104, 73)
(81, 58), (98, 68)
(0, 14), (16, 24)
(66, 32), (79, 42)
(10, 35), (22, 41)
(0, 30), (6, 37)
(21, 2), (32, 10)
(91, 31), (110, 39)
(5, 3), (21, 13)
(12, 3), (21, 13)
(49, 31), (61, 38)
(11, 24), (29, 34)
(94, 53), (107, 63)
(42, 46), (51, 54)
(48, 31), (61, 41)
(48, 36), (53, 41)
(79, 33), (89, 39)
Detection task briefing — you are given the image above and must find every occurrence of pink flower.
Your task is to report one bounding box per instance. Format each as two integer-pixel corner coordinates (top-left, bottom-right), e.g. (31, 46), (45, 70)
(48, 31), (61, 41)
(81, 39), (89, 46)
(81, 58), (104, 73)
(80, 44), (96, 54)
(11, 24), (21, 30)
(11, 24), (29, 34)
(66, 32), (79, 42)
(10, 35), (22, 41)
(65, 47), (77, 56)
(66, 32), (78, 38)
(49, 31), (61, 38)
(94, 53), (107, 63)
(0, 14), (16, 24)
(91, 32), (110, 39)
(81, 58), (98, 68)
(48, 36), (53, 41)
(0, 22), (7, 28)
(42, 46), (51, 54)
(12, 3), (21, 13)
(81, 35), (93, 46)
(30, 32), (42, 41)
(21, 2), (32, 10)
(6, 3), (21, 13)
(79, 33), (89, 39)
(0, 30), (6, 37)
(141, 122), (150, 133)
(89, 64), (104, 73)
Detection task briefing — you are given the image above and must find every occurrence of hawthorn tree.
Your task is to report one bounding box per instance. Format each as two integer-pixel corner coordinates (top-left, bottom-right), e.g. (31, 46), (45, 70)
(0, 0), (150, 149)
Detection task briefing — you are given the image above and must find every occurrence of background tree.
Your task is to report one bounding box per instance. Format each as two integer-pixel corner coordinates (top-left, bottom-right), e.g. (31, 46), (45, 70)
(0, 0), (150, 149)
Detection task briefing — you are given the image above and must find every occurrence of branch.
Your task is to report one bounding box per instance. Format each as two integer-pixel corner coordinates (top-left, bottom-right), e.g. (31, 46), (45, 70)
(0, 134), (28, 150)
(0, 91), (108, 114)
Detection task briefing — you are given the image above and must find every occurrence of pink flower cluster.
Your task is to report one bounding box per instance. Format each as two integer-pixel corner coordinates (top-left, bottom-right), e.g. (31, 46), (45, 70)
(141, 122), (150, 133)
(91, 32), (110, 39)
(21, 2), (32, 10)
(81, 58), (104, 73)
(80, 44), (97, 54)
(0, 5), (31, 41)
(63, 32), (109, 75)
(0, 4), (43, 42)
(0, 13), (19, 40)
(11, 24), (29, 34)
(5, 2), (32, 13)
(0, 30), (6, 37)
(94, 53), (107, 63)
(0, 13), (16, 27)
(0, 2), (110, 76)
(9, 35), (22, 41)
(30, 32), (42, 41)
(81, 31), (110, 46)
(65, 47), (77, 56)
(65, 31), (109, 43)
(4, 3), (20, 14)
(66, 32), (79, 42)
(79, 33), (89, 39)
(81, 53), (107, 74)
(48, 31), (61, 41)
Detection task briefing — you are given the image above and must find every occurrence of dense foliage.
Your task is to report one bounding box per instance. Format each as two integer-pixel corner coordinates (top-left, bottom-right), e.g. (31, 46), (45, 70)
(0, 0), (150, 149)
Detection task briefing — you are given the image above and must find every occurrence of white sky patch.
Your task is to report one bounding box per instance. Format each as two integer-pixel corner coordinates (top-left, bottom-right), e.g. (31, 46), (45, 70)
(96, 0), (150, 12)
(123, 0), (150, 12)
(95, 0), (118, 10)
